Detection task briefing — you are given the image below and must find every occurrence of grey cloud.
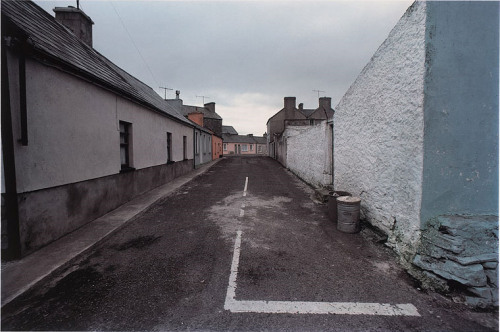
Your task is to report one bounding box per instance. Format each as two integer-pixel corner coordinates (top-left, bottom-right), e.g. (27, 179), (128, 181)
(34, 0), (413, 133)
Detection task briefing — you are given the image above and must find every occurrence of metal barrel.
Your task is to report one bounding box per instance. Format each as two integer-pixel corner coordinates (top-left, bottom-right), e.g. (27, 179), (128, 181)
(327, 191), (351, 222)
(336, 196), (361, 233)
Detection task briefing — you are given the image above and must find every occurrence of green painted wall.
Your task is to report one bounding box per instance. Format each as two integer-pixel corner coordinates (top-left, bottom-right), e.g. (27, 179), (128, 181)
(421, 1), (499, 224)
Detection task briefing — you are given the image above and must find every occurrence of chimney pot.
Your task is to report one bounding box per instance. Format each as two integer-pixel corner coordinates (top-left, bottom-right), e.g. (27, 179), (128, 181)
(176, 90), (180, 99)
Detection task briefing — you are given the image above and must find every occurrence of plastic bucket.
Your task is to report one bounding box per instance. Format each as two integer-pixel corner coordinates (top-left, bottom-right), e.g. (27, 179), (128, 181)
(327, 191), (351, 222)
(337, 196), (361, 233)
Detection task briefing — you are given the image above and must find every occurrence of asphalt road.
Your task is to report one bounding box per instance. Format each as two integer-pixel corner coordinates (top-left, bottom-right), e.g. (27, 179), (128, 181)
(2, 157), (497, 331)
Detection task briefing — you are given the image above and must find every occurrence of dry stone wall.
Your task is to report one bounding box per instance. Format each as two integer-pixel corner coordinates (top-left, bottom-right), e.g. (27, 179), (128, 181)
(412, 215), (498, 307)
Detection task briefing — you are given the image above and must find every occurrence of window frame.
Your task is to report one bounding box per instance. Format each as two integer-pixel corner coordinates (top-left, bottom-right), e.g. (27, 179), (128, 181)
(119, 121), (134, 172)
(166, 132), (172, 163)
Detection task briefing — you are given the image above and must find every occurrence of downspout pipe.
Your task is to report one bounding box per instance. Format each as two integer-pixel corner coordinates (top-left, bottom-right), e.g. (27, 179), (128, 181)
(328, 110), (335, 189)
(1, 41), (22, 259)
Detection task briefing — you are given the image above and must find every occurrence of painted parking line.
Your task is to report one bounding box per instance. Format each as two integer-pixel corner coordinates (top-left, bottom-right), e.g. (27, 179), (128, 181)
(224, 231), (420, 316)
(243, 177), (248, 197)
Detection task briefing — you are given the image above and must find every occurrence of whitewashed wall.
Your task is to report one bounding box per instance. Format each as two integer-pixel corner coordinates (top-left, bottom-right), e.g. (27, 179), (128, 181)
(286, 122), (332, 188)
(334, 1), (426, 257)
(12, 58), (193, 193)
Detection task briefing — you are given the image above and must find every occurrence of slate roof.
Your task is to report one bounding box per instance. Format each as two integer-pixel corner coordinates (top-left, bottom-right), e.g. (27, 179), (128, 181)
(181, 105), (222, 120)
(1, 0), (190, 126)
(222, 126), (238, 135)
(223, 134), (267, 144)
(190, 120), (213, 134)
(253, 136), (267, 144)
(298, 108), (316, 118)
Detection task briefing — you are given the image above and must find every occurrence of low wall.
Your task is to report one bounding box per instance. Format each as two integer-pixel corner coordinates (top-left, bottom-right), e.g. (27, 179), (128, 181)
(286, 122), (332, 187)
(16, 160), (193, 256)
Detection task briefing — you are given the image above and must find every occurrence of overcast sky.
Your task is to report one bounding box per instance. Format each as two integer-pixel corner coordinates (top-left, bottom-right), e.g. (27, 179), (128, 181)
(35, 0), (413, 135)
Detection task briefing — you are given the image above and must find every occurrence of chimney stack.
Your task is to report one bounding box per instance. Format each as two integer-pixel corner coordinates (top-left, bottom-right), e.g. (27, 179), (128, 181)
(284, 97), (296, 110)
(319, 97), (332, 110)
(176, 90), (180, 99)
(204, 102), (215, 113)
(54, 6), (94, 47)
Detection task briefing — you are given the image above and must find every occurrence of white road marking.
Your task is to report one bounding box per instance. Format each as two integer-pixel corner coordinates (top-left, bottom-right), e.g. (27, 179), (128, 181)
(225, 230), (243, 306)
(243, 177), (248, 197)
(224, 231), (420, 316)
(239, 204), (245, 218)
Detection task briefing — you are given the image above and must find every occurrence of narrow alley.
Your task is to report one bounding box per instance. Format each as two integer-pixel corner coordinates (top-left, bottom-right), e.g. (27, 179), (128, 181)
(1, 157), (495, 331)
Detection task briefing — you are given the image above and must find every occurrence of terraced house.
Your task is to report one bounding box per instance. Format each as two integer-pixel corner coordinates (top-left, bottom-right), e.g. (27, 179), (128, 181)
(222, 126), (267, 156)
(1, 1), (196, 258)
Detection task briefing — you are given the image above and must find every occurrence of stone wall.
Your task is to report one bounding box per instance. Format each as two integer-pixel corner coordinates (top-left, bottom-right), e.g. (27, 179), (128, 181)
(333, 0), (498, 308)
(334, 1), (427, 258)
(420, 1), (499, 222)
(412, 215), (498, 308)
(286, 122), (332, 188)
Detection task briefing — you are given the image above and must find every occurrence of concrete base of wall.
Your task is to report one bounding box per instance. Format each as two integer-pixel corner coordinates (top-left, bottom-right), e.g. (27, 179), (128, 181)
(14, 160), (193, 256)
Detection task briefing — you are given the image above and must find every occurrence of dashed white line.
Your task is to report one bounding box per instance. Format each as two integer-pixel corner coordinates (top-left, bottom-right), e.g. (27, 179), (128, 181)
(243, 177), (248, 197)
(224, 231), (420, 316)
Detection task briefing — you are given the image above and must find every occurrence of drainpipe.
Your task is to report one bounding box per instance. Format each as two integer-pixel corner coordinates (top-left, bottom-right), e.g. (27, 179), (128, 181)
(193, 128), (196, 169)
(328, 114), (335, 189)
(1, 42), (22, 259)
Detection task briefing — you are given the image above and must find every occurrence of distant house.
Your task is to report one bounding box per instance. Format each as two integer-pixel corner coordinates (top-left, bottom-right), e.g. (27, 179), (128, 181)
(166, 92), (223, 163)
(266, 97), (334, 186)
(222, 126), (268, 156)
(334, 1), (498, 307)
(1, 1), (195, 258)
(253, 134), (268, 155)
(222, 125), (238, 135)
(192, 123), (213, 167)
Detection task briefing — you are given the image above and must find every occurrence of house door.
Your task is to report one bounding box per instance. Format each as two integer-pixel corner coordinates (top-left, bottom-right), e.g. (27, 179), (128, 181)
(237, 144), (241, 154)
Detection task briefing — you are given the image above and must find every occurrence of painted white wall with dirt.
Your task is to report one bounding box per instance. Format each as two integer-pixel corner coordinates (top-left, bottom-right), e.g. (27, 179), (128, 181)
(286, 122), (332, 188)
(333, 1), (426, 258)
(10, 58), (193, 193)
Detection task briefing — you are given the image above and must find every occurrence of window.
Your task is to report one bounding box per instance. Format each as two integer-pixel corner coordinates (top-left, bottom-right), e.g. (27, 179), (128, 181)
(183, 136), (187, 160)
(223, 143), (227, 151)
(119, 121), (132, 170)
(241, 144), (248, 152)
(166, 132), (172, 163)
(258, 145), (262, 153)
(250, 144), (253, 151)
